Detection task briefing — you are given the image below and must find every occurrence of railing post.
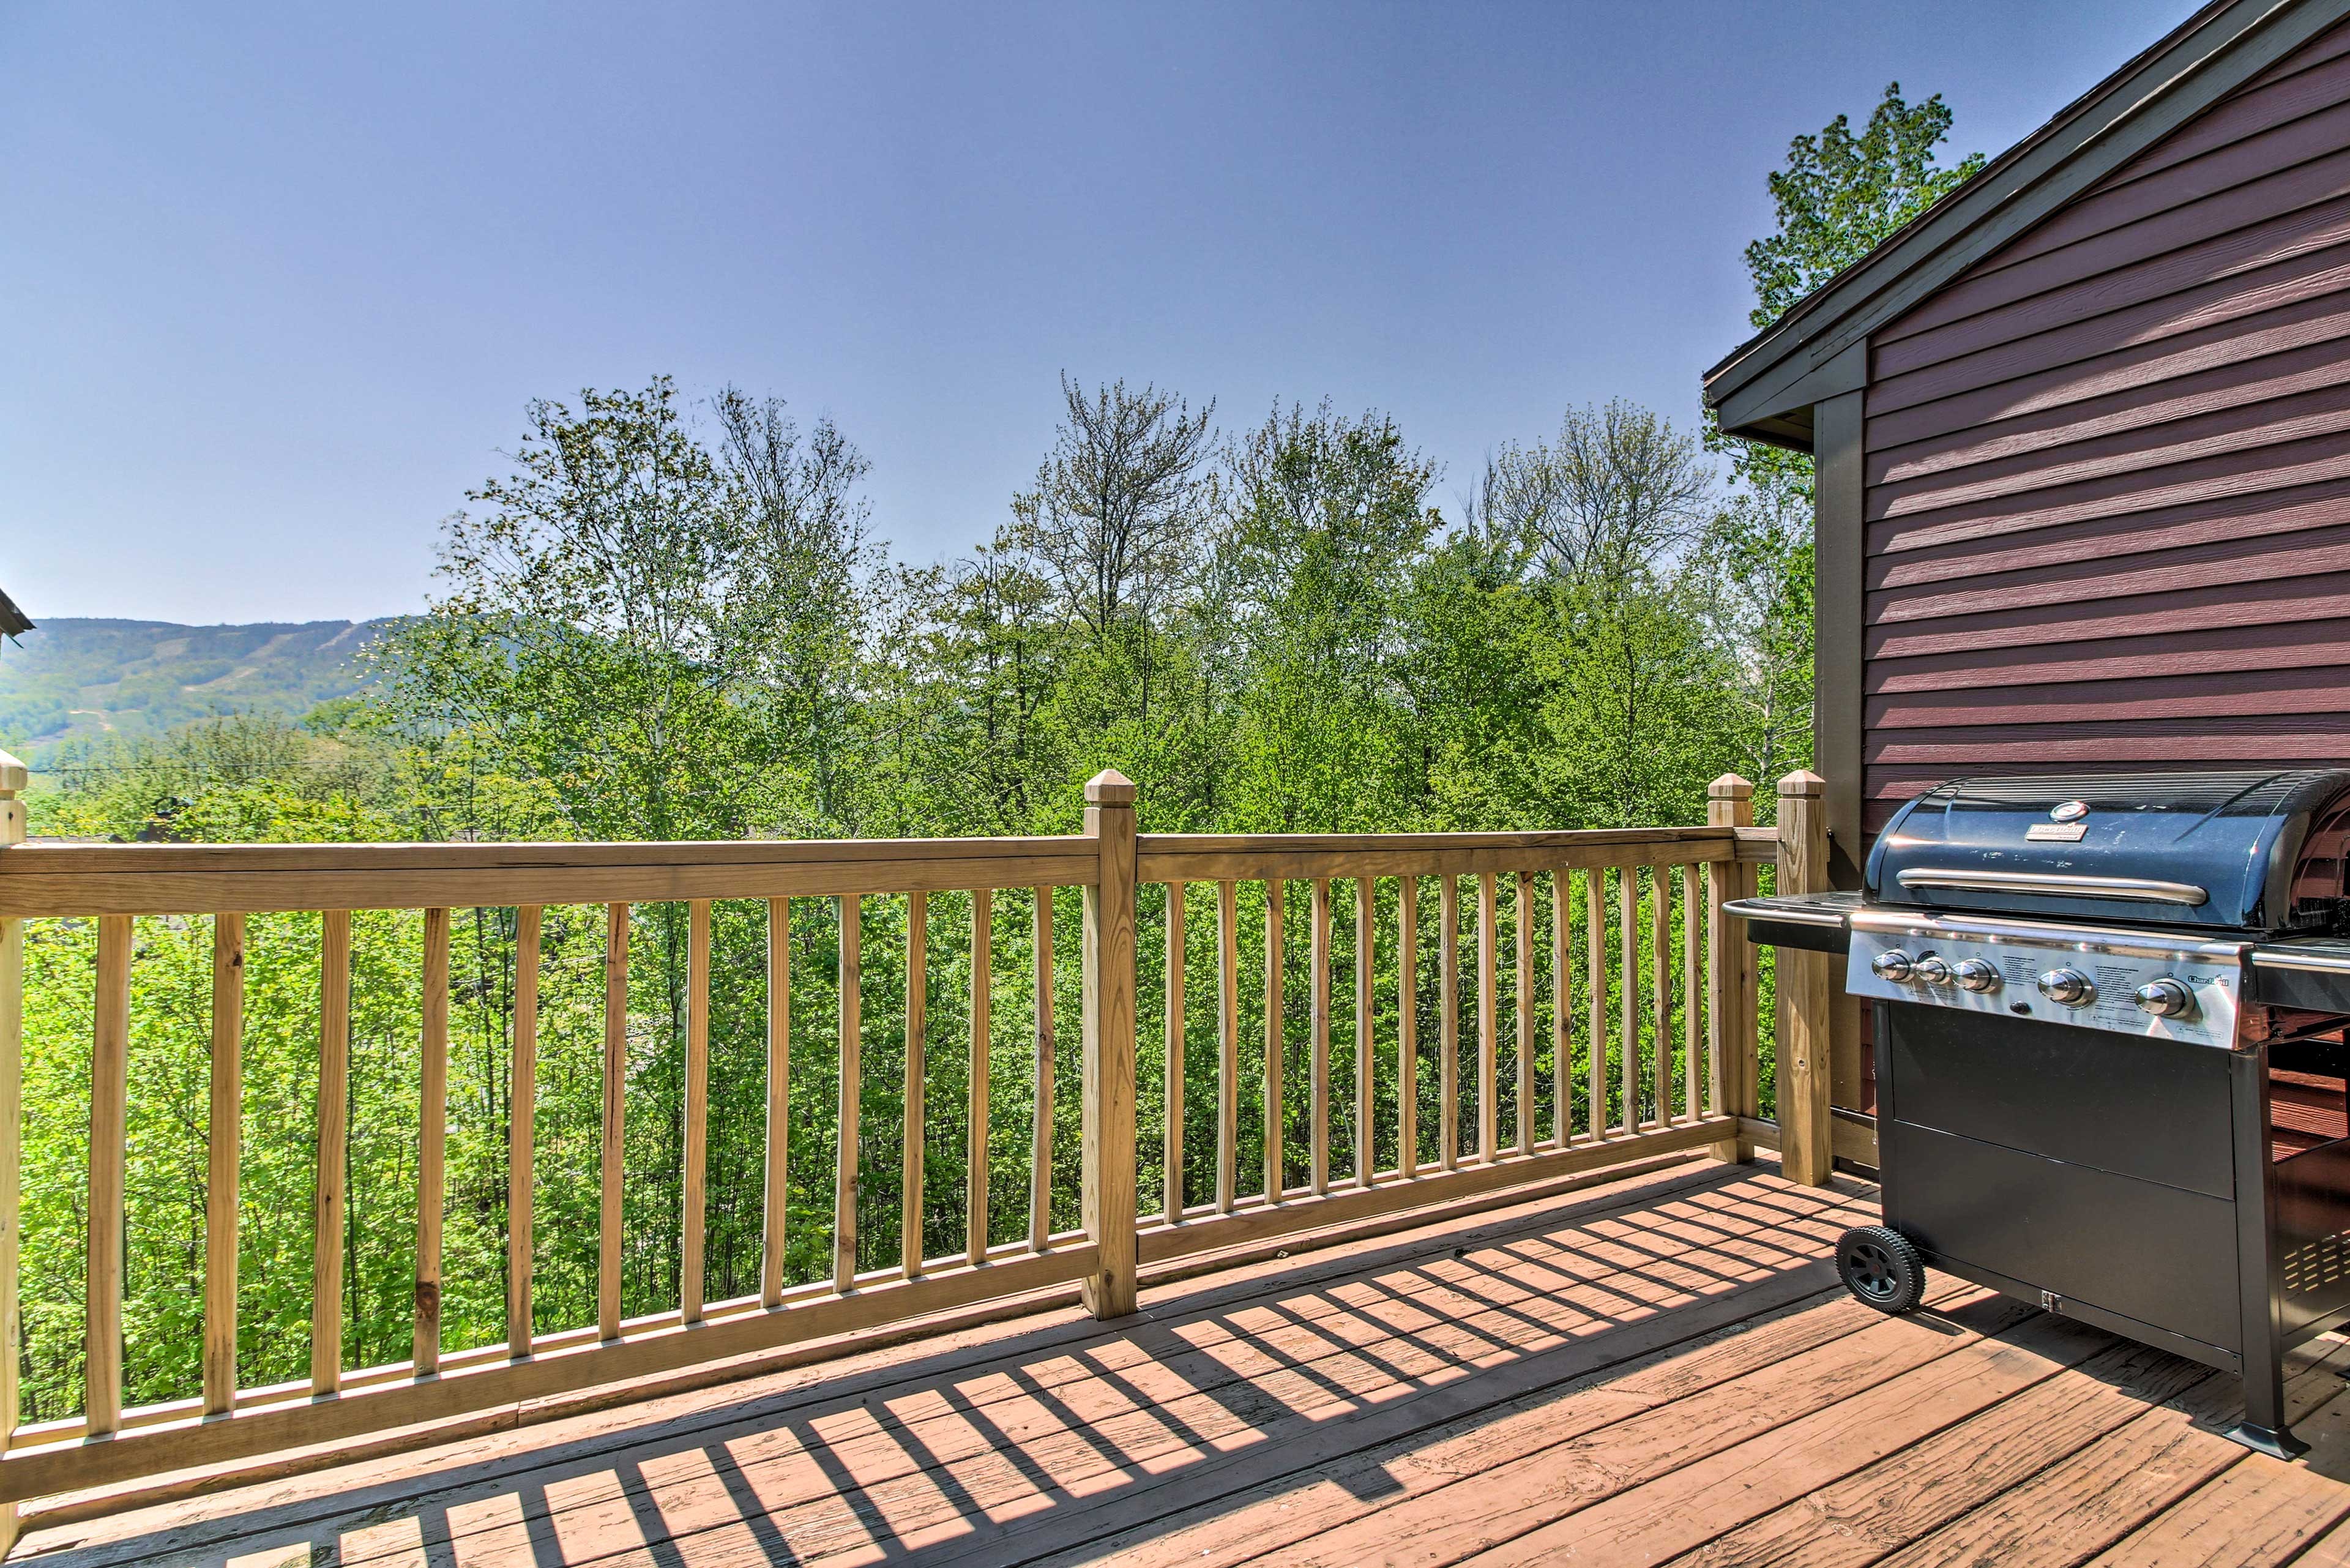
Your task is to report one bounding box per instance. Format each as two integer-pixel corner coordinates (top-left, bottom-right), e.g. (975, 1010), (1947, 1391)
(0, 752), (21, 1555)
(1081, 770), (1139, 1318)
(1777, 770), (1834, 1187)
(1706, 775), (1757, 1164)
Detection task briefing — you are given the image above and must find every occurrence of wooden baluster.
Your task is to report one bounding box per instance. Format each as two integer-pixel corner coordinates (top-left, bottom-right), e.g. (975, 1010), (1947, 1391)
(1310, 878), (1330, 1198)
(205, 913), (245, 1413)
(1080, 771), (1138, 1318)
(1680, 864), (1701, 1123)
(1585, 872), (1606, 1138)
(904, 892), (927, 1279)
(1551, 873), (1570, 1146)
(1216, 881), (1239, 1214)
(836, 895), (862, 1291)
(1165, 882), (1185, 1222)
(761, 898), (791, 1307)
(1264, 878), (1285, 1201)
(1477, 873), (1497, 1162)
(313, 909), (351, 1391)
(1354, 877), (1374, 1187)
(88, 915), (130, 1435)
(1515, 872), (1534, 1156)
(1030, 889), (1054, 1252)
(599, 903), (627, 1340)
(1439, 876), (1459, 1171)
(508, 906), (540, 1357)
(681, 900), (710, 1324)
(1398, 878), (1417, 1180)
(968, 889), (991, 1267)
(417, 906), (451, 1373)
(1707, 776), (1758, 1163)
(1619, 868), (1640, 1129)
(1651, 870), (1672, 1130)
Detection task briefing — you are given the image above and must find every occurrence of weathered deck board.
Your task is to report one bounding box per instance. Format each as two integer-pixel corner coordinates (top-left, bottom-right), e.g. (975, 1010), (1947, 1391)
(1660, 1340), (2221, 1568)
(2080, 1453), (2350, 1568)
(23, 1157), (2350, 1568)
(1262, 1291), (2064, 1568)
(1867, 1360), (2350, 1568)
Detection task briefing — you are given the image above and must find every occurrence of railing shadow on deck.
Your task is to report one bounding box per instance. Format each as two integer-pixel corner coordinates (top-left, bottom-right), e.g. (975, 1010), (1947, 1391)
(27, 1159), (1867, 1567)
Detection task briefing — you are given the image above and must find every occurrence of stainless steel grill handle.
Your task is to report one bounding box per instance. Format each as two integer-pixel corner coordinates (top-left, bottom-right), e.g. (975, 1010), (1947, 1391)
(1893, 868), (2209, 906)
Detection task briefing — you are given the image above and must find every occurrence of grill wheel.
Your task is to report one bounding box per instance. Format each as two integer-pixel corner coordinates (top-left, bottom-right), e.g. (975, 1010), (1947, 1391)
(1837, 1225), (1927, 1314)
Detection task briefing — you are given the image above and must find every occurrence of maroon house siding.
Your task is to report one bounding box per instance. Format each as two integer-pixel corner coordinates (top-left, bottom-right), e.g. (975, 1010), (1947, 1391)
(1860, 20), (2350, 835)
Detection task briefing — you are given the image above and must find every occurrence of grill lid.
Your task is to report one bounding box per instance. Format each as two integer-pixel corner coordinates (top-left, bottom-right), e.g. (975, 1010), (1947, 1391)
(1865, 770), (2350, 934)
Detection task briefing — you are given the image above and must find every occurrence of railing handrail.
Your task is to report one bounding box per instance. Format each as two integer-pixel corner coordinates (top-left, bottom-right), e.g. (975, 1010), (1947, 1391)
(0, 834), (1102, 915)
(1138, 826), (1739, 883)
(0, 824), (1747, 917)
(0, 832), (1088, 867)
(1138, 826), (1734, 851)
(1, 825), (1730, 871)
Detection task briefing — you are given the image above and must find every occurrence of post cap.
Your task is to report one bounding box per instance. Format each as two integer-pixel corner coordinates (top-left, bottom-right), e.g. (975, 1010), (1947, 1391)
(1708, 774), (1754, 799)
(0, 750), (24, 794)
(1777, 769), (1826, 798)
(1086, 769), (1136, 805)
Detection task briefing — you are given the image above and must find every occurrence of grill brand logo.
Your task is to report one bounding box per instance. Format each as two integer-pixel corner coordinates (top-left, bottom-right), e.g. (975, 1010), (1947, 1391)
(2030, 801), (2092, 840)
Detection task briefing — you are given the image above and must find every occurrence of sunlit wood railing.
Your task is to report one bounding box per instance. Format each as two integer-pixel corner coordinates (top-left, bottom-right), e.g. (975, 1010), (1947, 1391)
(0, 762), (1805, 1536)
(1128, 791), (1769, 1267)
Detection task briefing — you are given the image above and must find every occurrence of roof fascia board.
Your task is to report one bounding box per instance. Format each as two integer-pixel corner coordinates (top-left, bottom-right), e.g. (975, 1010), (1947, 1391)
(1706, 0), (2343, 429)
(1714, 338), (1867, 448)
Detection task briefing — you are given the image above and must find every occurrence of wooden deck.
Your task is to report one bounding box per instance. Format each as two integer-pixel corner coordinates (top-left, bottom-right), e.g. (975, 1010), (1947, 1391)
(26, 1154), (2350, 1568)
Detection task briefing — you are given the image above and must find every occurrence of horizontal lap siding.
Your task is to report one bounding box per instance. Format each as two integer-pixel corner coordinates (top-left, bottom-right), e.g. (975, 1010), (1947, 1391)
(1860, 18), (2350, 835)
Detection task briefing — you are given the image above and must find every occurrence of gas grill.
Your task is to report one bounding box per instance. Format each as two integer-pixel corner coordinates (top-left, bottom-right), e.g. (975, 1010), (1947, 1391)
(1728, 768), (2350, 1458)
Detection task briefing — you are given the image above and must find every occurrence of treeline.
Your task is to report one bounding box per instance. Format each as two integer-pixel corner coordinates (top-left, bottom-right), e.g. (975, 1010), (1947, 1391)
(43, 383), (1813, 850)
(16, 84), (1980, 1422)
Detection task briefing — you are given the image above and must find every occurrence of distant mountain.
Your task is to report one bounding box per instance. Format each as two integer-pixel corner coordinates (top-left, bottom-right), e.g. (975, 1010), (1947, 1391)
(0, 618), (400, 763)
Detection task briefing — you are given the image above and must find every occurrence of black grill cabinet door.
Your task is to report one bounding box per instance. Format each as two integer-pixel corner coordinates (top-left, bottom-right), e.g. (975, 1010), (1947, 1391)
(1883, 1120), (2242, 1353)
(1884, 1006), (2235, 1198)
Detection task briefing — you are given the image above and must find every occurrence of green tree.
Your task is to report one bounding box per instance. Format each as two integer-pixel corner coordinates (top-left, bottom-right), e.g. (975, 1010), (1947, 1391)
(1012, 375), (1216, 644)
(1214, 402), (1439, 832)
(31, 710), (406, 843)
(711, 386), (884, 834)
(1529, 573), (1734, 828)
(1690, 486), (1815, 794)
(377, 377), (879, 844)
(1477, 401), (1713, 585)
(1715, 82), (1985, 513)
(1743, 82), (1985, 329)
(1699, 81), (1983, 796)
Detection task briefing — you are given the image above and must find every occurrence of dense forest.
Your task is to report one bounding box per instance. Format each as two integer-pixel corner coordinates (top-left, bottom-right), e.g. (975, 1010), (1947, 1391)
(12, 88), (1977, 1422)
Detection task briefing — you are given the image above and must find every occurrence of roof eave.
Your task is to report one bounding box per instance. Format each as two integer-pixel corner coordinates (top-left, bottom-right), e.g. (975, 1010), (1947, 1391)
(1704, 0), (2343, 443)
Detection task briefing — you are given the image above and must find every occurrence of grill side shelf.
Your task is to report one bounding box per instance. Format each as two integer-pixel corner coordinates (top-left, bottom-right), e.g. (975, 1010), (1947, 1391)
(1722, 892), (1856, 955)
(2250, 941), (2350, 1013)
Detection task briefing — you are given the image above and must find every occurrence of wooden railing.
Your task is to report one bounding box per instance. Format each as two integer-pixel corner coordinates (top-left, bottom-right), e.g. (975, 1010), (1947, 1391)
(0, 761), (1831, 1539)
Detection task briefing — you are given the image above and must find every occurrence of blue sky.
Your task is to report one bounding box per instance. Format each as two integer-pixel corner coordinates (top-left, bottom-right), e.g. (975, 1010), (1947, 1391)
(4, 1), (2200, 624)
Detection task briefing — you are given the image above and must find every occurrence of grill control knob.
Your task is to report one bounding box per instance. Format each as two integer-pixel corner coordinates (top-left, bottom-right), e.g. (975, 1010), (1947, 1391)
(1953, 959), (2001, 993)
(1871, 950), (1915, 982)
(1912, 956), (1953, 986)
(2135, 978), (2195, 1018)
(2036, 968), (2095, 1007)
